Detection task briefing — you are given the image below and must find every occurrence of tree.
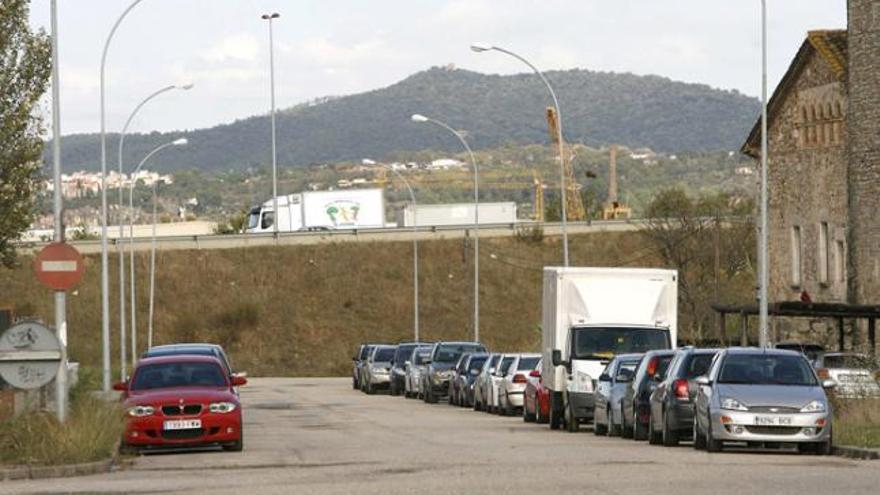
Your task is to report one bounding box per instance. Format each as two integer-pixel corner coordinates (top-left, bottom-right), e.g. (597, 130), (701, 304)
(640, 188), (755, 343)
(0, 0), (51, 267)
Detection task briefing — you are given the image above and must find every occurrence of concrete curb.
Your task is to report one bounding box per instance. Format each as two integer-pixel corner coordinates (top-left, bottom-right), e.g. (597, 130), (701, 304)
(0, 458), (119, 482)
(833, 445), (880, 460)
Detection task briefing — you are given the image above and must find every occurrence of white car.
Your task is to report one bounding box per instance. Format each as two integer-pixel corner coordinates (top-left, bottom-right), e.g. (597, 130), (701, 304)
(404, 345), (432, 399)
(486, 354), (516, 414)
(817, 352), (880, 398)
(498, 353), (541, 416)
(473, 353), (501, 411)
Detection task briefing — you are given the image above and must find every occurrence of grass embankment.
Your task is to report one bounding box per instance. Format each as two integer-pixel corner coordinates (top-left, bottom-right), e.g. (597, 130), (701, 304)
(834, 398), (880, 449)
(0, 370), (123, 466)
(1, 231), (665, 376)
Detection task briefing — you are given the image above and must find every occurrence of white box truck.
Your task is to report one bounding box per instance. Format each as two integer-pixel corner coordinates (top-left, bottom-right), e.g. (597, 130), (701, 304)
(542, 267), (678, 431)
(396, 202), (517, 227)
(246, 189), (385, 233)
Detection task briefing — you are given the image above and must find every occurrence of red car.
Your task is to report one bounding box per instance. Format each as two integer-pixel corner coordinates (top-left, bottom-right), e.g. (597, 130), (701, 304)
(115, 355), (247, 452)
(522, 366), (551, 424)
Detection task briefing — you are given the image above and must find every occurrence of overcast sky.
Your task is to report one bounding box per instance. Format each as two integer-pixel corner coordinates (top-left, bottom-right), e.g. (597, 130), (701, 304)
(30, 0), (846, 136)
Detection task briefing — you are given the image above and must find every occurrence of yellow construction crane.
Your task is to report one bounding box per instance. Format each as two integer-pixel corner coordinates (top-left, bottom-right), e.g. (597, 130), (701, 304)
(545, 107), (586, 221)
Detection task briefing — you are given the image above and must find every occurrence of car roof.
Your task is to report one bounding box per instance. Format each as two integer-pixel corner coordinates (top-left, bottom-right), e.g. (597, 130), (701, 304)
(136, 354), (225, 367)
(434, 341), (483, 346)
(146, 343), (222, 353)
(724, 347), (803, 357)
(614, 353), (644, 360)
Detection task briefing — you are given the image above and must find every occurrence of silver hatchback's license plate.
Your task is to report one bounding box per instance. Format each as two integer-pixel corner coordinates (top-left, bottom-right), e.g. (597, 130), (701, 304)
(754, 416), (792, 426)
(163, 419), (202, 430)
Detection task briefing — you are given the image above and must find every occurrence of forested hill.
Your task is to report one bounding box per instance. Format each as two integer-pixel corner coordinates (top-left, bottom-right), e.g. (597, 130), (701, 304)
(48, 67), (759, 172)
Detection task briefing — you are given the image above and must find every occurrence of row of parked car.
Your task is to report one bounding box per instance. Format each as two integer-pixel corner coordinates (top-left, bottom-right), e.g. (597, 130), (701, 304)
(354, 340), (880, 455)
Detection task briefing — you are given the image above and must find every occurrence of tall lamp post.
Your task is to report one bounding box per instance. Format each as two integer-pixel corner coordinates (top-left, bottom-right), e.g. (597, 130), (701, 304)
(369, 160), (420, 342)
(261, 12), (280, 235)
(128, 138), (188, 361)
(758, 0), (770, 348)
(99, 0), (146, 392)
(470, 43), (570, 267)
(411, 114), (480, 342)
(117, 82), (192, 379)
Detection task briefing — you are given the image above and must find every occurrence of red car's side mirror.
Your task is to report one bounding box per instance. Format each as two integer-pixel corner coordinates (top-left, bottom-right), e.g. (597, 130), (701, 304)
(112, 381), (127, 392)
(231, 375), (248, 387)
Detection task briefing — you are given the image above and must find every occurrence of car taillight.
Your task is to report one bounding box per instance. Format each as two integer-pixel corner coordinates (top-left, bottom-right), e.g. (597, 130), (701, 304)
(513, 374), (527, 384)
(674, 379), (689, 400)
(817, 368), (830, 380)
(646, 357), (658, 378)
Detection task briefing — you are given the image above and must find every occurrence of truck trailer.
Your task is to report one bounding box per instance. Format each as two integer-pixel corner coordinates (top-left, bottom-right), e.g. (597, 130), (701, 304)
(246, 189), (385, 233)
(542, 267), (678, 432)
(396, 202), (517, 227)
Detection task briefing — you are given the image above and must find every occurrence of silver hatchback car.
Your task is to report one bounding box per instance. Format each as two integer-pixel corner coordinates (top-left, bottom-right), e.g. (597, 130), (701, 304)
(693, 348), (834, 454)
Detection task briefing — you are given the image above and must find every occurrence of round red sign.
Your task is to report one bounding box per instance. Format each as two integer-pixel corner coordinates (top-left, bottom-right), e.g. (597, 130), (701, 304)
(34, 242), (84, 291)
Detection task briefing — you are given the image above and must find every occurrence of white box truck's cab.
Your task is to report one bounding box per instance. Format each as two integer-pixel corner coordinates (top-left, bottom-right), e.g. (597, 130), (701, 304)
(542, 267), (678, 432)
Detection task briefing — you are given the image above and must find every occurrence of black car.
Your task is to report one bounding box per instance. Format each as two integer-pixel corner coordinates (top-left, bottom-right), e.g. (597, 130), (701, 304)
(422, 341), (488, 404)
(620, 349), (676, 440)
(647, 347), (720, 446)
(389, 342), (422, 396)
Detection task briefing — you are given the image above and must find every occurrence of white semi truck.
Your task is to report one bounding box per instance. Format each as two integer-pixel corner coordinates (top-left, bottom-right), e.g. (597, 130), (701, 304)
(246, 189), (385, 233)
(396, 202), (517, 227)
(542, 267), (678, 432)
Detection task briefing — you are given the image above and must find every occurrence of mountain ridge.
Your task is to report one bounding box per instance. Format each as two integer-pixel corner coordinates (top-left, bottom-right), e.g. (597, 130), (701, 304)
(45, 66), (760, 172)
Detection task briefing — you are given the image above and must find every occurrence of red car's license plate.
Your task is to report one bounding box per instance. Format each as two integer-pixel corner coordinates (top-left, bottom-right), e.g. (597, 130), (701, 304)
(163, 419), (202, 430)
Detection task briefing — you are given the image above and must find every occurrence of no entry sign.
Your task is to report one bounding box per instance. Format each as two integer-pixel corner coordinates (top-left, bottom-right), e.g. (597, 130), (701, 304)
(34, 242), (84, 291)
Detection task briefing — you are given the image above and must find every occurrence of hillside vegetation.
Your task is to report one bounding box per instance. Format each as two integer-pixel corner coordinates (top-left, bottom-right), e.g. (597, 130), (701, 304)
(47, 67), (759, 173)
(1, 224), (755, 377)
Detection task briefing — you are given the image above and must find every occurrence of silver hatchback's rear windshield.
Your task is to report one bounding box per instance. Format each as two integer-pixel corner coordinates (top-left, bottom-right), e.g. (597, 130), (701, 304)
(718, 354), (817, 386)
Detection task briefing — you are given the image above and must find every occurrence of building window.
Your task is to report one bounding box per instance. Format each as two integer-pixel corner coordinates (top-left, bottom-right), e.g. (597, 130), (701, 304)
(818, 222), (830, 286)
(835, 240), (846, 284)
(791, 226), (802, 287)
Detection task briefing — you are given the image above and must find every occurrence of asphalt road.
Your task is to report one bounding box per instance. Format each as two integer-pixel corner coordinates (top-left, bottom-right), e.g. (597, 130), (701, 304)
(3, 377), (879, 495)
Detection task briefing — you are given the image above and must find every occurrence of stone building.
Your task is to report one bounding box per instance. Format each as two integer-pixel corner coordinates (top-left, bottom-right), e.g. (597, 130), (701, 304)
(741, 0), (879, 348)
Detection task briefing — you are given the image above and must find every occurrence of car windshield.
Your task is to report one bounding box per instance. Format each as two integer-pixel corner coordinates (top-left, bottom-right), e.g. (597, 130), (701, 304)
(718, 354), (818, 386)
(518, 357), (540, 370)
(489, 355), (500, 367)
(434, 344), (486, 363)
(374, 348), (396, 362)
(413, 351), (430, 365)
(469, 357), (487, 372)
(571, 327), (670, 359)
(394, 345), (419, 364)
(131, 362), (227, 390)
(683, 354), (716, 379)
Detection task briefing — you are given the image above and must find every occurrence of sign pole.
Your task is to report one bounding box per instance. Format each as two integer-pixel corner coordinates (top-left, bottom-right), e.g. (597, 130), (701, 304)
(50, 0), (67, 422)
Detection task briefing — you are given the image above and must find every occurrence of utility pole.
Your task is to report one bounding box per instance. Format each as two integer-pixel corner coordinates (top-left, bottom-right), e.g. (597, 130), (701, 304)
(50, 0), (68, 421)
(758, 0), (770, 348)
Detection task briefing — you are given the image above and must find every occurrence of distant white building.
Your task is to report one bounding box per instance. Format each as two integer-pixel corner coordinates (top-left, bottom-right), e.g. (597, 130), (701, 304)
(427, 158), (465, 170)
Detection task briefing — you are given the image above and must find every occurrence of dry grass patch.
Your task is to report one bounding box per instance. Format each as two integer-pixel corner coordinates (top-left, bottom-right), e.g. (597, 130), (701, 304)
(834, 397), (880, 449)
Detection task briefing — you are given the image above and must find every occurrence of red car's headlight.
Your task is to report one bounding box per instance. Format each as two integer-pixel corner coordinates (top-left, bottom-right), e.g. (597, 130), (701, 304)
(127, 405), (155, 417)
(209, 402), (237, 414)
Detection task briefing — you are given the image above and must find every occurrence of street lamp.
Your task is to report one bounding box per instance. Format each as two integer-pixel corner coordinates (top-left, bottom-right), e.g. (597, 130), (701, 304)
(128, 138), (188, 362)
(758, 0), (769, 348)
(261, 12), (281, 236)
(369, 160), (420, 342)
(411, 114), (480, 342)
(99, 0), (145, 391)
(470, 43), (570, 267)
(116, 82), (192, 379)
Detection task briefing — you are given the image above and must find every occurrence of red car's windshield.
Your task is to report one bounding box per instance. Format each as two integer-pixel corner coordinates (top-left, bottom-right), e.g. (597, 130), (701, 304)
(131, 362), (228, 390)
